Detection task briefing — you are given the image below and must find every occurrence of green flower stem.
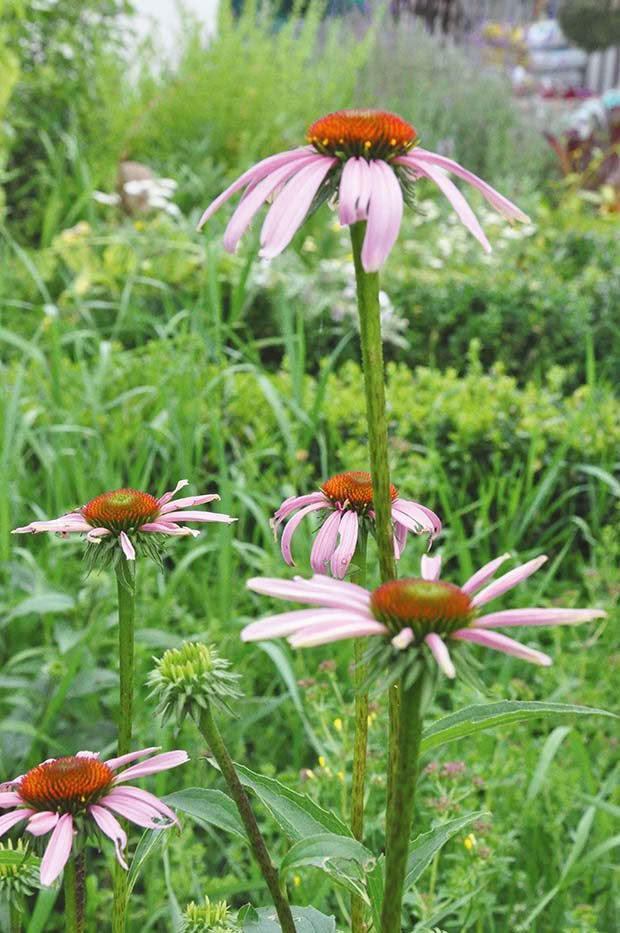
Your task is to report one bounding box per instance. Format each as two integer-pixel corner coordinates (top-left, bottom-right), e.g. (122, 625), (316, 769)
(112, 558), (136, 933)
(349, 222), (397, 585)
(197, 705), (297, 933)
(9, 900), (22, 933)
(63, 857), (81, 933)
(349, 527), (368, 933)
(380, 675), (424, 933)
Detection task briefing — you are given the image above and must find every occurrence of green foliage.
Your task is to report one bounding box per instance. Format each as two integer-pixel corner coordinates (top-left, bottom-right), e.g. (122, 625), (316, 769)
(558, 0), (620, 52)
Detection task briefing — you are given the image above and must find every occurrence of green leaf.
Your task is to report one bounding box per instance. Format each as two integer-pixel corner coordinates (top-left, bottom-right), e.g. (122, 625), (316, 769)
(26, 884), (60, 933)
(5, 592), (75, 623)
(366, 855), (385, 932)
(164, 787), (247, 840)
(279, 833), (375, 901)
(420, 701), (614, 754)
(405, 812), (486, 888)
(127, 828), (167, 897)
(242, 905), (336, 932)
(526, 725), (571, 803)
(225, 762), (352, 841)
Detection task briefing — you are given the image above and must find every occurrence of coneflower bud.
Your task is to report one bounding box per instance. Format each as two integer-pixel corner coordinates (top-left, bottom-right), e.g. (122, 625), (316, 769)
(0, 839), (42, 899)
(180, 896), (240, 932)
(147, 642), (243, 724)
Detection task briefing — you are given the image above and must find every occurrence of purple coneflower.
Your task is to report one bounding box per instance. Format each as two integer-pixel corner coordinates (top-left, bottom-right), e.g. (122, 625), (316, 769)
(272, 471), (440, 579)
(12, 479), (236, 561)
(242, 553), (605, 678)
(0, 747), (188, 885)
(198, 109), (529, 272)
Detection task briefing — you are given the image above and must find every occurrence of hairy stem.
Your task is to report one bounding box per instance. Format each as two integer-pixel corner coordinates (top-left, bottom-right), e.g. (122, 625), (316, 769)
(197, 705), (297, 933)
(63, 857), (81, 933)
(350, 526), (368, 933)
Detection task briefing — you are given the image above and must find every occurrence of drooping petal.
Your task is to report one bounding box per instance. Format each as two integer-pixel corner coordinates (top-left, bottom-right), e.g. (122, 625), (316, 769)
(156, 509), (235, 524)
(425, 632), (456, 678)
(474, 607), (607, 628)
(272, 492), (327, 526)
(197, 148), (315, 230)
(98, 796), (162, 829)
(40, 813), (73, 885)
(451, 628), (552, 666)
(246, 574), (372, 611)
(159, 494), (220, 513)
(393, 521), (408, 560)
(402, 157), (492, 253)
(88, 804), (128, 869)
(25, 811), (59, 836)
(12, 515), (92, 535)
(338, 157), (372, 224)
(260, 156), (337, 259)
(112, 750), (189, 783)
(392, 627), (414, 649)
(391, 500), (441, 537)
(105, 746), (161, 772)
(139, 522), (199, 536)
(330, 511), (359, 579)
(0, 792), (25, 808)
(102, 790), (175, 828)
(0, 808), (34, 837)
(310, 510), (343, 573)
(119, 531), (135, 561)
(289, 618), (388, 648)
(86, 527), (112, 541)
(279, 501), (330, 565)
(157, 479), (189, 507)
(461, 553), (511, 595)
(361, 160), (404, 272)
(404, 149), (530, 221)
(471, 555), (548, 608)
(104, 785), (179, 826)
(421, 554), (442, 581)
(242, 607), (367, 641)
(224, 154), (320, 252)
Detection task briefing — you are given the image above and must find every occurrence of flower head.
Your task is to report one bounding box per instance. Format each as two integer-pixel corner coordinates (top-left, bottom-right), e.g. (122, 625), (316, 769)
(198, 108), (529, 272)
(147, 642), (243, 723)
(242, 553), (606, 680)
(180, 896), (240, 933)
(12, 479), (236, 564)
(272, 471), (441, 579)
(0, 747), (188, 885)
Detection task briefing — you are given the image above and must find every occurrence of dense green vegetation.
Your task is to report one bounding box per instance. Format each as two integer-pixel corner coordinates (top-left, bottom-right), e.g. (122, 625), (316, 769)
(0, 2), (618, 931)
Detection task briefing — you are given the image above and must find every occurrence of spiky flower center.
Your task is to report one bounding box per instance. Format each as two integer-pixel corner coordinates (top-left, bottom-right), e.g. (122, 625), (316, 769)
(158, 642), (216, 685)
(82, 488), (160, 531)
(321, 471), (398, 513)
(19, 757), (114, 812)
(371, 579), (473, 640)
(307, 109), (417, 161)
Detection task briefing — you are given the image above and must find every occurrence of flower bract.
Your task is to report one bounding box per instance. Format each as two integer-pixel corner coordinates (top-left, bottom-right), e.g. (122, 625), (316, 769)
(198, 108), (529, 272)
(272, 471), (441, 579)
(0, 747), (188, 885)
(242, 553), (605, 679)
(12, 479), (236, 562)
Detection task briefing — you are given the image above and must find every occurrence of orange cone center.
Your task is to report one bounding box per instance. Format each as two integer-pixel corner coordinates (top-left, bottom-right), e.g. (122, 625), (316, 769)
(20, 756), (114, 811)
(321, 471), (398, 512)
(307, 109), (417, 160)
(371, 579), (473, 639)
(82, 489), (160, 531)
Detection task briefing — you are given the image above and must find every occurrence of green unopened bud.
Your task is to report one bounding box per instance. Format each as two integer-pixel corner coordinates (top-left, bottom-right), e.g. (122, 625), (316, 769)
(180, 896), (240, 932)
(0, 839), (42, 899)
(147, 642), (243, 724)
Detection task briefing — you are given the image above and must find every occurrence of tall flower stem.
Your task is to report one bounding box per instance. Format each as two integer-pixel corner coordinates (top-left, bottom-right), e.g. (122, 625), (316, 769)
(9, 900), (22, 933)
(64, 857), (81, 933)
(197, 705), (297, 933)
(350, 527), (368, 933)
(349, 222), (397, 585)
(112, 558), (136, 933)
(379, 675), (424, 933)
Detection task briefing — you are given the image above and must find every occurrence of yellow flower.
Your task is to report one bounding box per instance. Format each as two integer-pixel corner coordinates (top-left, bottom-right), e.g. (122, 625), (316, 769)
(464, 833), (477, 851)
(333, 717), (343, 732)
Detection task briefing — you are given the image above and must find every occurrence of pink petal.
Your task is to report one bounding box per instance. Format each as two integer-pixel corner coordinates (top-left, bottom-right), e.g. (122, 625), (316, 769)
(279, 501), (329, 565)
(361, 160), (404, 272)
(105, 747), (161, 771)
(393, 521), (408, 560)
(0, 792), (25, 808)
(451, 628), (552, 666)
(246, 574), (372, 610)
(102, 790), (174, 827)
(425, 632), (456, 678)
(156, 509), (234, 524)
(338, 157), (372, 224)
(119, 531), (135, 561)
(139, 522), (199, 536)
(310, 510), (343, 573)
(112, 750), (189, 783)
(98, 797), (162, 829)
(471, 555), (548, 608)
(197, 148), (314, 229)
(88, 804), (128, 869)
(259, 156), (337, 259)
(40, 813), (73, 885)
(0, 809), (34, 836)
(159, 494), (220, 513)
(391, 500), (440, 537)
(26, 811), (59, 836)
(12, 515), (91, 534)
(403, 156), (492, 253)
(461, 553), (512, 595)
(392, 627), (414, 649)
(404, 149), (530, 221)
(241, 607), (367, 642)
(104, 786), (178, 825)
(475, 607), (607, 628)
(157, 479), (189, 507)
(273, 492), (327, 526)
(421, 554), (442, 581)
(330, 510), (359, 579)
(289, 618), (388, 648)
(224, 154), (320, 252)
(86, 527), (111, 541)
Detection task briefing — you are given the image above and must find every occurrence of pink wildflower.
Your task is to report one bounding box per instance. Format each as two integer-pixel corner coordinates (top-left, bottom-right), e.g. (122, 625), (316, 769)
(198, 109), (529, 272)
(273, 471), (440, 579)
(0, 747), (188, 885)
(242, 553), (605, 678)
(12, 479), (236, 561)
